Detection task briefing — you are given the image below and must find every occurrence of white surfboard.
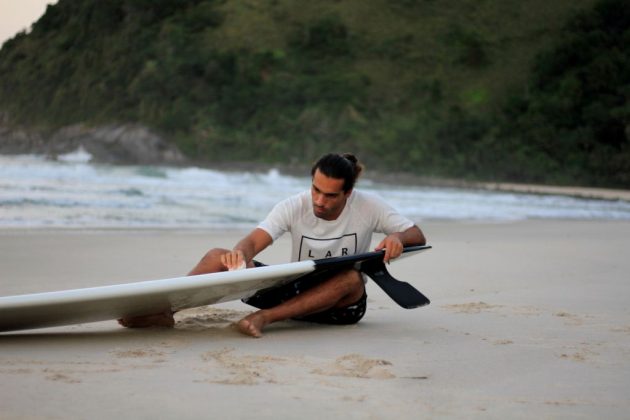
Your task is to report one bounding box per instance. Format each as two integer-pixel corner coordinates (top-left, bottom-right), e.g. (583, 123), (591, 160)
(0, 245), (431, 332)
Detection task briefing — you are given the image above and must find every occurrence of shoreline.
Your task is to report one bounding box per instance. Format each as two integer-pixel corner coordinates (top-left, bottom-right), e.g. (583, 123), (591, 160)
(473, 181), (630, 202)
(363, 171), (630, 202)
(1, 216), (628, 234)
(188, 160), (630, 203)
(2, 150), (629, 204)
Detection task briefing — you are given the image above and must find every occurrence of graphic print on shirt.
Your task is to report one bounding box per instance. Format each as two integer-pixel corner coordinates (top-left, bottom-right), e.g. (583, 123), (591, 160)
(298, 234), (358, 261)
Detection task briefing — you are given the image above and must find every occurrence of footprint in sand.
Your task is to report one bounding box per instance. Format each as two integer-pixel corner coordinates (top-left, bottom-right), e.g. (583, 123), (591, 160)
(442, 302), (503, 314)
(44, 371), (82, 384)
(199, 347), (289, 385)
(610, 325), (630, 334)
(312, 354), (395, 379)
(558, 344), (599, 362)
(110, 348), (166, 359)
(553, 311), (585, 326)
(176, 307), (250, 331)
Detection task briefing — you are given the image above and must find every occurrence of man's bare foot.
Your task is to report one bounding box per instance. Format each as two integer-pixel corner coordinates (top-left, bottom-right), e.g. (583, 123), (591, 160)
(236, 311), (268, 338)
(118, 311), (175, 328)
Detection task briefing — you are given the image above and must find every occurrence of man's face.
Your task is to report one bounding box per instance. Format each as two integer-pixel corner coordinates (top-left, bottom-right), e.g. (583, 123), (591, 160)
(311, 169), (351, 221)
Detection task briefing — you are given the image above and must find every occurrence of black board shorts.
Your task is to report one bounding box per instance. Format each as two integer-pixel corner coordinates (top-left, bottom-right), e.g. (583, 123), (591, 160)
(242, 261), (367, 325)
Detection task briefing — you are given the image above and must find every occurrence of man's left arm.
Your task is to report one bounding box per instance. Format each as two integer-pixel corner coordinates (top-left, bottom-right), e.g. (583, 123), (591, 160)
(375, 225), (426, 263)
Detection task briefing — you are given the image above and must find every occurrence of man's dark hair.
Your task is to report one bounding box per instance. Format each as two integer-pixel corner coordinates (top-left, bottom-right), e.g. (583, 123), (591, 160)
(311, 153), (364, 192)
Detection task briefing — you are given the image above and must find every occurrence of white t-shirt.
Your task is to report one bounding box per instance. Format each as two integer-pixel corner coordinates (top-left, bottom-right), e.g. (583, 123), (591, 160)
(258, 190), (415, 262)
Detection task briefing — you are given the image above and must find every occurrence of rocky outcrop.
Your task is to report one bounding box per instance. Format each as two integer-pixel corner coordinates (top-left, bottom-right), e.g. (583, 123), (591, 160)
(0, 124), (47, 154)
(0, 122), (186, 165)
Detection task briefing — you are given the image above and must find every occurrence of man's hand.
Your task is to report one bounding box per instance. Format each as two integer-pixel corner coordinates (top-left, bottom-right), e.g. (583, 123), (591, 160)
(221, 250), (246, 271)
(221, 228), (272, 271)
(375, 234), (404, 264)
(375, 226), (426, 263)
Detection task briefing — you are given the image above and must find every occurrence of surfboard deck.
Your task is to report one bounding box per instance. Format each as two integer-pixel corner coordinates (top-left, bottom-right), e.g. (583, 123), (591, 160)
(0, 245), (431, 332)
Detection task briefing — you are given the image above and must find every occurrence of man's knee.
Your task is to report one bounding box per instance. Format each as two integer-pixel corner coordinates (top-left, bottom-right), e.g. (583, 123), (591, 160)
(191, 248), (230, 274)
(342, 269), (364, 285)
(202, 248), (230, 262)
(337, 269), (365, 298)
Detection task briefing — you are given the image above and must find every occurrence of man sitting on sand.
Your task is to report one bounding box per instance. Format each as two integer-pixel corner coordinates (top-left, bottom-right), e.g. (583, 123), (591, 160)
(120, 153), (426, 337)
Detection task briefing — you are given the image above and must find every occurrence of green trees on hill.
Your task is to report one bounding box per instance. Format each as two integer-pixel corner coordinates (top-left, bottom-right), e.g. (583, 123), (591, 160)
(497, 0), (630, 186)
(0, 0), (627, 187)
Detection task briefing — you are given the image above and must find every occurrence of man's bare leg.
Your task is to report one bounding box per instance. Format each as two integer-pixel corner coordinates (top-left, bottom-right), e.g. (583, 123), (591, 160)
(188, 248), (238, 275)
(118, 248), (232, 328)
(237, 269), (365, 338)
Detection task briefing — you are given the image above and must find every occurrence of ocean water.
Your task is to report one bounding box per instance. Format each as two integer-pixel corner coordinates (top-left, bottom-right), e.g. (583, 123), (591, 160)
(2, 152), (630, 228)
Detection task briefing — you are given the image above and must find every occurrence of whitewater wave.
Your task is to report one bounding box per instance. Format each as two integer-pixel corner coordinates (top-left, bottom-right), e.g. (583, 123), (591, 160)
(1, 154), (629, 228)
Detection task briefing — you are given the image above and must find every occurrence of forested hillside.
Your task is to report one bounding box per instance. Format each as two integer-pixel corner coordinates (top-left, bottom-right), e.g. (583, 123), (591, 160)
(0, 0), (628, 187)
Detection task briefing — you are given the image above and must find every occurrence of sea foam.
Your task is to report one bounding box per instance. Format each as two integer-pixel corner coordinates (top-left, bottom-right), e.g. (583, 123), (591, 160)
(1, 154), (629, 228)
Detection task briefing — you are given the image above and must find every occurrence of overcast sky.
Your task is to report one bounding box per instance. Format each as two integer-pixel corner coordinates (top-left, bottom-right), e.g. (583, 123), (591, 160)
(0, 0), (58, 47)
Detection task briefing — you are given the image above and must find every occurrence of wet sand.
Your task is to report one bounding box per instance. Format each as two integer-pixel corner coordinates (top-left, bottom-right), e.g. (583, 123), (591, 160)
(1, 221), (629, 419)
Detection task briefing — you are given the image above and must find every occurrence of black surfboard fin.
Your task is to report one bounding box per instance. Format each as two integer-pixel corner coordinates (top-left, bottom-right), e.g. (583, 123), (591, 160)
(359, 259), (430, 309)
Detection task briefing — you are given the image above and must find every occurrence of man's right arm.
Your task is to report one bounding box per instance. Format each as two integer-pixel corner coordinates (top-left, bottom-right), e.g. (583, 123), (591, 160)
(221, 228), (273, 270)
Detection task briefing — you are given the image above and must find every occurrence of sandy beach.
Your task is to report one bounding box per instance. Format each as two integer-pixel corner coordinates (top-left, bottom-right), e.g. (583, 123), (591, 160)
(1, 220), (629, 419)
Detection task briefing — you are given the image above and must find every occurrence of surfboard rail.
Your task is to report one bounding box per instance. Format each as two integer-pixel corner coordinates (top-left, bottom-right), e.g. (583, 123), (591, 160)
(0, 261), (315, 332)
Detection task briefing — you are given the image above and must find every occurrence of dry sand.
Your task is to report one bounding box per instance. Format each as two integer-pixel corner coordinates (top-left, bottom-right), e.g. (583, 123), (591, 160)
(1, 221), (629, 419)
